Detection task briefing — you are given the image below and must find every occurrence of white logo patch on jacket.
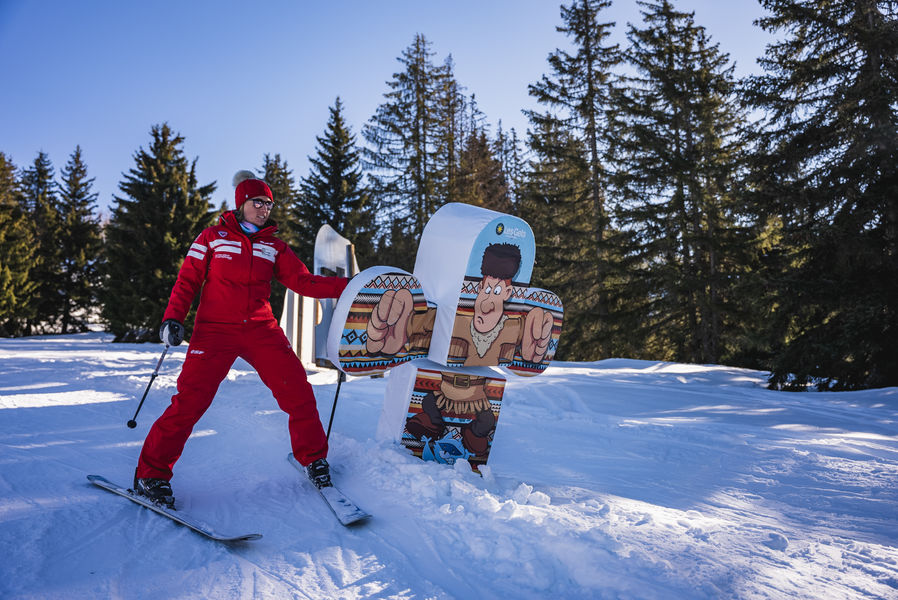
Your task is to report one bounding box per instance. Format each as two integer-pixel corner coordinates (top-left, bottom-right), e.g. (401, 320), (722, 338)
(252, 243), (278, 263)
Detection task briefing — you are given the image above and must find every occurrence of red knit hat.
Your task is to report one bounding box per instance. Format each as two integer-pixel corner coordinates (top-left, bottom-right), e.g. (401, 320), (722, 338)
(232, 170), (273, 209)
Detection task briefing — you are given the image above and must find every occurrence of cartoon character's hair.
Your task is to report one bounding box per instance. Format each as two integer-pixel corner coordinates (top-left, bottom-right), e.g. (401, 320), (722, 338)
(481, 243), (521, 281)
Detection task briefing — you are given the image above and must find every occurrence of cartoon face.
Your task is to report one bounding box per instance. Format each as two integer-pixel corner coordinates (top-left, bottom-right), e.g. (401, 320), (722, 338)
(474, 276), (513, 333)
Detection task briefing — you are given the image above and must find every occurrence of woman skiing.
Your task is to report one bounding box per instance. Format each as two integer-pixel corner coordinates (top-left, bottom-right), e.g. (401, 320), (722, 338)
(133, 171), (348, 507)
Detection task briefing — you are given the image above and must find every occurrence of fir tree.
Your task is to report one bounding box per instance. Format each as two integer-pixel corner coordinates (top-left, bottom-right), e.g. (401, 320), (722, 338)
(0, 153), (36, 336)
(745, 0), (898, 389)
(363, 34), (447, 269)
(20, 151), (63, 334)
(609, 0), (752, 364)
(455, 128), (511, 213)
(101, 124), (216, 342)
(300, 97), (377, 269)
(518, 119), (598, 360)
(435, 56), (467, 205)
(525, 0), (621, 358)
(495, 122), (525, 212)
(260, 154), (301, 252)
(57, 146), (102, 333)
(450, 97), (511, 213)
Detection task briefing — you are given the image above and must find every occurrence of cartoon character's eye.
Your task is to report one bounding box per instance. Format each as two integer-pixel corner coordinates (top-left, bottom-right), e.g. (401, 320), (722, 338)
(483, 285), (493, 295)
(494, 284), (503, 295)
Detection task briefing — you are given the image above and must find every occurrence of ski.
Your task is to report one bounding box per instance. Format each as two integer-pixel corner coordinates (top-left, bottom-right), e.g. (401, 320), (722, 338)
(87, 475), (262, 543)
(287, 454), (370, 526)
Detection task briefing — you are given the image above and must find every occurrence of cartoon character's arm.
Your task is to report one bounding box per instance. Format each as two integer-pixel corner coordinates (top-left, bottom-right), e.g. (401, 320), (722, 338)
(366, 288), (415, 355)
(520, 307), (554, 363)
(407, 306), (436, 352)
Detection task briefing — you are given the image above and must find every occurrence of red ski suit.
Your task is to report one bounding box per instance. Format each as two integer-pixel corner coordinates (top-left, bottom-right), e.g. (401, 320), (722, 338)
(136, 211), (348, 481)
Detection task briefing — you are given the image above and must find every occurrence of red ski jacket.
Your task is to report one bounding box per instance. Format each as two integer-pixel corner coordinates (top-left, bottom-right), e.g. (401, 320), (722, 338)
(163, 211), (349, 325)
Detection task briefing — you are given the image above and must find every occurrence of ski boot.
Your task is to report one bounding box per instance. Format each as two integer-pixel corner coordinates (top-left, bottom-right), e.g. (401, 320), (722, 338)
(133, 473), (175, 508)
(306, 458), (332, 489)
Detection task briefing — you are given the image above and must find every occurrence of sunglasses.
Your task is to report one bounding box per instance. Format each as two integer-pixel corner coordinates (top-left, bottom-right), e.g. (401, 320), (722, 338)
(251, 199), (275, 210)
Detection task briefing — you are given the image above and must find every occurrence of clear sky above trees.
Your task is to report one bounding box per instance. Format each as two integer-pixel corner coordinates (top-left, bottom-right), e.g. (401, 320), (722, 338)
(0, 0), (768, 215)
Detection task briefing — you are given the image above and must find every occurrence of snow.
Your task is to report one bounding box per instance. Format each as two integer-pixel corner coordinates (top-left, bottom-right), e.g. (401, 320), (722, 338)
(1, 333), (897, 599)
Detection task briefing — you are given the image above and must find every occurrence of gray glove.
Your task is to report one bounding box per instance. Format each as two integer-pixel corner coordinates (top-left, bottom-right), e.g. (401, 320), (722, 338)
(159, 319), (184, 346)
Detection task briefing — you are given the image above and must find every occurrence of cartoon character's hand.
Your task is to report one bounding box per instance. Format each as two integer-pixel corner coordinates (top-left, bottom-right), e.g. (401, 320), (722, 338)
(520, 307), (554, 363)
(366, 288), (414, 355)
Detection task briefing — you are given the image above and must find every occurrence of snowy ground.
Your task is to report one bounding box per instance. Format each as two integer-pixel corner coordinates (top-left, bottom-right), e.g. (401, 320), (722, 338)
(1, 333), (896, 599)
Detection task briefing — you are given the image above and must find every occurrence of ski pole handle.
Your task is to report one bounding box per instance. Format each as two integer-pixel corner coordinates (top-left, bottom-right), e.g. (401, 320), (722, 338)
(127, 343), (170, 429)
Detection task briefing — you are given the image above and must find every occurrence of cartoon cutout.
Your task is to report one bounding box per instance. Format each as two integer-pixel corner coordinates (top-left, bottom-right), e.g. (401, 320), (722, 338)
(365, 241), (559, 459)
(327, 203), (563, 467)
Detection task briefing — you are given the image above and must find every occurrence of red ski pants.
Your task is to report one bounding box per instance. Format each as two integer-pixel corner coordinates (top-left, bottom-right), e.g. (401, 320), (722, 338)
(136, 319), (327, 481)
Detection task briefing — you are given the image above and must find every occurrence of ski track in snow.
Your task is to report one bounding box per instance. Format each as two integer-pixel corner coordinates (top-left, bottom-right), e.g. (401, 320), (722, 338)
(1, 333), (897, 599)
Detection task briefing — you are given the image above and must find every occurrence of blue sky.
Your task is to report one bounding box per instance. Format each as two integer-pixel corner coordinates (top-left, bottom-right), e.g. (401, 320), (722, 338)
(1, 1), (771, 215)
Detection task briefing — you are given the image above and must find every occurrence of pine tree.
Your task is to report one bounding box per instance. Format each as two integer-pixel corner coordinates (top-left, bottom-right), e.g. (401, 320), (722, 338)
(363, 34), (447, 269)
(434, 56), (467, 206)
(448, 96), (511, 213)
(495, 122), (526, 212)
(260, 154), (301, 251)
(57, 146), (102, 333)
(518, 119), (598, 360)
(101, 124), (216, 342)
(745, 0), (898, 389)
(455, 128), (511, 213)
(0, 153), (36, 336)
(299, 97), (376, 269)
(20, 151), (63, 334)
(525, 0), (621, 358)
(609, 1), (752, 364)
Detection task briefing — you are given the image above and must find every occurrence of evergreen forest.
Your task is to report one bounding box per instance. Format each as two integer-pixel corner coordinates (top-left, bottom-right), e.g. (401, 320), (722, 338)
(1, 0), (895, 391)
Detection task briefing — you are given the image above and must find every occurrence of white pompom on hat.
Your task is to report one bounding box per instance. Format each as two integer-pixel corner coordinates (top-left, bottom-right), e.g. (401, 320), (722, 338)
(232, 170), (273, 209)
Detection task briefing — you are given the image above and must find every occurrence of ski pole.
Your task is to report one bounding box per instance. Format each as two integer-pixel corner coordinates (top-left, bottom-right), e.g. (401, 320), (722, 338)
(127, 343), (170, 429)
(325, 370), (346, 441)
